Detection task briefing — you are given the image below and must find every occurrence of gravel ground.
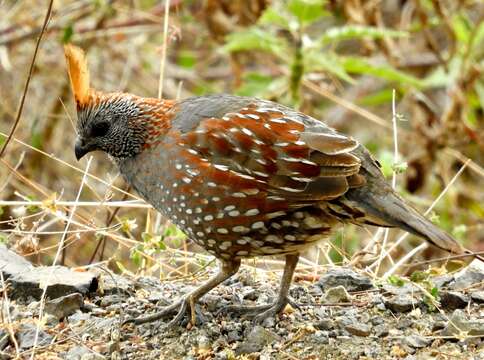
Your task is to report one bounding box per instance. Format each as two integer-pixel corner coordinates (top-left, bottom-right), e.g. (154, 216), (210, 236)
(1, 255), (483, 360)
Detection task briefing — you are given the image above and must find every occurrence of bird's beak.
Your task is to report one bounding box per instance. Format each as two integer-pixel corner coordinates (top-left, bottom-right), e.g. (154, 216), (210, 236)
(74, 138), (88, 161)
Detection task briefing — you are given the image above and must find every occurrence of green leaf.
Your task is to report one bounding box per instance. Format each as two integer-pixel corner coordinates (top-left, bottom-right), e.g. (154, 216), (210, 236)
(392, 162), (408, 174)
(474, 81), (484, 111)
(341, 56), (424, 87)
(61, 24), (74, 44)
(129, 245), (144, 267)
(410, 271), (429, 283)
(287, 0), (327, 25)
(319, 25), (407, 45)
(451, 13), (471, 44)
(141, 232), (152, 243)
(235, 73), (282, 97)
(358, 88), (394, 106)
(452, 224), (467, 241)
(223, 28), (287, 55)
(388, 275), (405, 287)
(377, 150), (395, 178)
(259, 7), (290, 29)
(177, 50), (196, 68)
(305, 51), (355, 84)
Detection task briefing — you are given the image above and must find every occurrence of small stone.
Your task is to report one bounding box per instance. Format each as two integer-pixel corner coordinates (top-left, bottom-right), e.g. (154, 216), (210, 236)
(440, 291), (469, 310)
(241, 287), (258, 301)
(396, 318), (413, 330)
(313, 330), (329, 344)
(442, 309), (484, 337)
(260, 316), (275, 328)
(227, 330), (241, 342)
(384, 294), (422, 312)
(432, 321), (446, 332)
(374, 324), (389, 337)
(314, 319), (334, 331)
(383, 282), (421, 296)
(45, 293), (83, 320)
(16, 323), (53, 349)
(432, 274), (454, 289)
(317, 268), (374, 292)
(375, 302), (386, 311)
(470, 291), (484, 303)
(404, 335), (431, 348)
(324, 286), (352, 303)
(65, 345), (92, 360)
(345, 323), (371, 337)
(371, 316), (384, 326)
(235, 326), (280, 355)
(450, 260), (484, 290)
(100, 294), (124, 307)
(0, 244), (32, 279)
(68, 311), (91, 324)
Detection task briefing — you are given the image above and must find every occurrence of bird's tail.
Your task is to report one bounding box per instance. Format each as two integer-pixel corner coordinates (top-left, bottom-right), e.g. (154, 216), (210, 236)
(344, 182), (483, 261)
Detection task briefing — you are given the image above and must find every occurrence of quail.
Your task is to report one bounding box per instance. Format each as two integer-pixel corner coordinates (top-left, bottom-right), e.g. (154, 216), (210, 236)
(65, 45), (479, 326)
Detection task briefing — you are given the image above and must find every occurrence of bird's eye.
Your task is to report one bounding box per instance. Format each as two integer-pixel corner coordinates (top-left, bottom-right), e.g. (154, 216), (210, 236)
(91, 121), (110, 137)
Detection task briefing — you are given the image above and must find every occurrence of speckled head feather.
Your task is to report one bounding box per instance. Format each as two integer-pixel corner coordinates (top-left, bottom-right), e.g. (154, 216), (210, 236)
(64, 44), (92, 108)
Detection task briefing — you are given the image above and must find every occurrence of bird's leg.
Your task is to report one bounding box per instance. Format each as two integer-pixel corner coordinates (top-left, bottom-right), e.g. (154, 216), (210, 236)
(221, 253), (300, 324)
(126, 259), (241, 327)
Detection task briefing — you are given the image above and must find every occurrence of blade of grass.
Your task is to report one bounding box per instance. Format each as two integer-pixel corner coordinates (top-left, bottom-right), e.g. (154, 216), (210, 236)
(0, 0), (54, 158)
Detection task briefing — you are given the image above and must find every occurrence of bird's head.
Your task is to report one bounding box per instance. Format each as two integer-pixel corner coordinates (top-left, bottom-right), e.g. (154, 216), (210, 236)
(65, 45), (172, 161)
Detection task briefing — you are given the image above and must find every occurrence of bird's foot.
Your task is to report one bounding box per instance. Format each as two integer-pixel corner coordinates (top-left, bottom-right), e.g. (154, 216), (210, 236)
(219, 297), (298, 324)
(124, 295), (196, 328)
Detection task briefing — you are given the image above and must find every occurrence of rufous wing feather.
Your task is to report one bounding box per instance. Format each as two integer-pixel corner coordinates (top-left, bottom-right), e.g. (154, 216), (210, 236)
(64, 44), (91, 107)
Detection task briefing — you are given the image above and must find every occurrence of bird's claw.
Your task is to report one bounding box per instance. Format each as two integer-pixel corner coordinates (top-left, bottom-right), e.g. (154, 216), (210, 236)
(217, 296), (298, 324)
(123, 296), (194, 328)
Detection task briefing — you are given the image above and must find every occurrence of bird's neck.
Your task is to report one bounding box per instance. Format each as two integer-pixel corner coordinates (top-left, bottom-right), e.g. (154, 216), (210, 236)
(132, 96), (178, 150)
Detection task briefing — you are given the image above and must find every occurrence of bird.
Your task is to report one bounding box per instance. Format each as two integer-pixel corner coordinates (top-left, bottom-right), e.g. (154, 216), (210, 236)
(65, 44), (480, 327)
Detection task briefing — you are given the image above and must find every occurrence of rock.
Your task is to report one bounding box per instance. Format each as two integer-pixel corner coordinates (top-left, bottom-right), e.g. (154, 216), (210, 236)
(470, 291), (484, 303)
(316, 268), (374, 292)
(65, 345), (92, 360)
(324, 286), (352, 303)
(440, 291), (469, 310)
(45, 293), (83, 319)
(98, 272), (133, 296)
(7, 266), (98, 301)
(432, 320), (446, 332)
(235, 326), (280, 355)
(432, 274), (454, 289)
(100, 294), (125, 307)
(383, 282), (421, 296)
(374, 324), (389, 337)
(404, 335), (431, 348)
(442, 309), (484, 337)
(68, 311), (91, 324)
(345, 323), (371, 337)
(16, 323), (53, 349)
(450, 260), (484, 290)
(0, 244), (32, 279)
(314, 318), (335, 331)
(384, 294), (422, 312)
(1, 244), (98, 301)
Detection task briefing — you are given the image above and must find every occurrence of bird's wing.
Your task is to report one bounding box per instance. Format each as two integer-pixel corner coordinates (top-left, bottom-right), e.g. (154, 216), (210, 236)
(176, 99), (366, 204)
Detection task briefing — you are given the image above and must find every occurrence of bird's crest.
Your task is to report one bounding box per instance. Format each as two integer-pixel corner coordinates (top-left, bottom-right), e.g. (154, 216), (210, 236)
(64, 44), (91, 107)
